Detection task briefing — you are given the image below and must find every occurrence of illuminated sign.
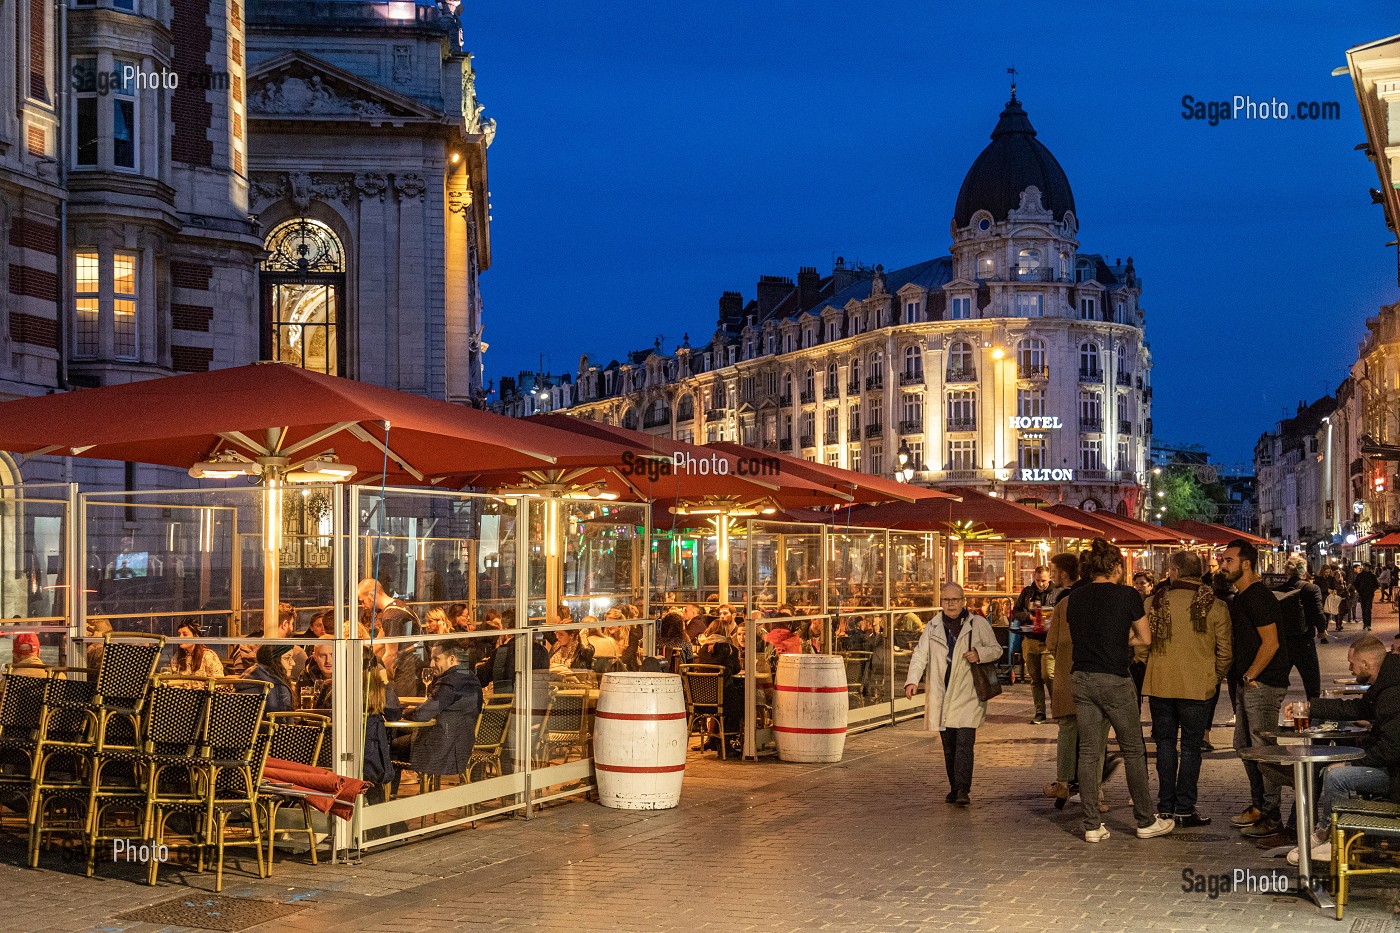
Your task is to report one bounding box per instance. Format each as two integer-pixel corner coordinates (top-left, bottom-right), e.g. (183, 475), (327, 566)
(1009, 416), (1063, 430)
(1020, 468), (1075, 482)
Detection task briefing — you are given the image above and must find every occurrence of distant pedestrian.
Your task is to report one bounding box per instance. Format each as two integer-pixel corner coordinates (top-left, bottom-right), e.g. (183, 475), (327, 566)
(1011, 565), (1056, 723)
(904, 583), (1003, 808)
(1066, 538), (1174, 843)
(1354, 564), (1380, 631)
(1273, 554), (1323, 699)
(1143, 550), (1232, 827)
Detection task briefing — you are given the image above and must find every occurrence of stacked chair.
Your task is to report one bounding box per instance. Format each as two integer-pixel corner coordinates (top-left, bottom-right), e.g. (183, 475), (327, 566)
(263, 711), (331, 867)
(1330, 796), (1400, 919)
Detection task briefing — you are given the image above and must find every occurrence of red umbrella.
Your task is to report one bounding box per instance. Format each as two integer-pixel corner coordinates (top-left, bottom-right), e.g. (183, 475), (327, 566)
(707, 442), (957, 505)
(842, 487), (1096, 539)
(0, 362), (633, 484)
(1044, 505), (1179, 546)
(263, 756), (369, 821)
(1169, 520), (1269, 548)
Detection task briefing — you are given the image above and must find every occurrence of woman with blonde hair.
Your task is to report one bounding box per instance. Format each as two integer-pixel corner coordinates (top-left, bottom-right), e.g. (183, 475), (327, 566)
(423, 607), (450, 635)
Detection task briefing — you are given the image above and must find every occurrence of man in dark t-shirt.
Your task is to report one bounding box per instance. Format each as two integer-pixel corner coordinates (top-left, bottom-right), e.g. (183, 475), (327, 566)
(1221, 540), (1289, 839)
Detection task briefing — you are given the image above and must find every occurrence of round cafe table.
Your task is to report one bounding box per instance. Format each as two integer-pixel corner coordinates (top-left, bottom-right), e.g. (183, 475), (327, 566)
(1255, 724), (1367, 745)
(1238, 744), (1365, 909)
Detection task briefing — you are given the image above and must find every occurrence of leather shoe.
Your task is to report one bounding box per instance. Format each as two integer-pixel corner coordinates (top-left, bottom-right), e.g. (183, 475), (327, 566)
(945, 790), (957, 804)
(1174, 811), (1212, 827)
(954, 793), (970, 807)
(1241, 817), (1284, 837)
(1230, 805), (1262, 827)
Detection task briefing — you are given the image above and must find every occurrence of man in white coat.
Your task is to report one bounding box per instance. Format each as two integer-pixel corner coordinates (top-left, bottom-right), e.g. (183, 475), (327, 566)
(904, 583), (1003, 806)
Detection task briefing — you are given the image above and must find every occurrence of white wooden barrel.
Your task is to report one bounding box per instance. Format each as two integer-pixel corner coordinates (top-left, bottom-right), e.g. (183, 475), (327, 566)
(774, 654), (848, 762)
(593, 672), (687, 810)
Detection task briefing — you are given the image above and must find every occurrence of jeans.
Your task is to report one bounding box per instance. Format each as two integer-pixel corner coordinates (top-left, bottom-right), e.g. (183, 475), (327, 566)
(1360, 596), (1375, 628)
(1023, 637), (1051, 716)
(1285, 631), (1321, 699)
(1233, 681), (1287, 819)
(1149, 696), (1211, 815)
(940, 727), (977, 796)
(1317, 765), (1391, 832)
(1073, 670), (1155, 831)
(1055, 713), (1109, 784)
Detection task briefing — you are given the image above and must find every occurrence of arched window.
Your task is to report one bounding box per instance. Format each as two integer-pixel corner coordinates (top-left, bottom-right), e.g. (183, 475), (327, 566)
(826, 362), (838, 394)
(1117, 343), (1130, 375)
(946, 341), (975, 380)
(850, 356), (862, 387)
(676, 393), (695, 421)
(1079, 342), (1101, 378)
(869, 351), (883, 382)
(903, 346), (922, 378)
(804, 368), (815, 398)
(261, 217), (346, 375)
(1058, 252), (1070, 280)
(1016, 338), (1046, 378)
(1017, 248), (1041, 279)
(622, 407), (639, 430)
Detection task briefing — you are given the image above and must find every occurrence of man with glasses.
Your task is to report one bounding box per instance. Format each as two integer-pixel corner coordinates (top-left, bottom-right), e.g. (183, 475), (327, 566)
(904, 584), (1002, 807)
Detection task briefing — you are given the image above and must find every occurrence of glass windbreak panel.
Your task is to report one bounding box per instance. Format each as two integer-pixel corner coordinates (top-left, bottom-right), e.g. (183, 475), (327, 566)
(827, 531), (885, 615)
(561, 501), (646, 618)
(0, 488), (70, 626)
(532, 621), (613, 803)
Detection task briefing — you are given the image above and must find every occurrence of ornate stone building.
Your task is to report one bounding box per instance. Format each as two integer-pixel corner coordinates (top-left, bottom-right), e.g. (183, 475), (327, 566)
(0, 0), (491, 489)
(546, 94), (1153, 513)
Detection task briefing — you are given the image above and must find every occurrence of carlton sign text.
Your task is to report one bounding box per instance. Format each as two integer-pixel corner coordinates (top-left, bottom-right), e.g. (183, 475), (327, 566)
(1019, 468), (1075, 482)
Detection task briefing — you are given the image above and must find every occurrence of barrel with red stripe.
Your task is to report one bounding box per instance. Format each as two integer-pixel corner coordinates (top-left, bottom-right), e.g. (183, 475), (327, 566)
(774, 654), (848, 762)
(593, 672), (688, 810)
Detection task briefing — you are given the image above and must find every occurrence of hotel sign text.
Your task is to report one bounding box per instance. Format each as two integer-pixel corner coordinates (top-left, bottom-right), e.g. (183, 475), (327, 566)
(1009, 416), (1063, 430)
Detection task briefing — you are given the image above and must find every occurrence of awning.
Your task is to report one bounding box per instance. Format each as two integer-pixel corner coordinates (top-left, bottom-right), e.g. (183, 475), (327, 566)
(1374, 532), (1400, 547)
(1168, 520), (1272, 548)
(842, 487), (1097, 539)
(1044, 505), (1180, 546)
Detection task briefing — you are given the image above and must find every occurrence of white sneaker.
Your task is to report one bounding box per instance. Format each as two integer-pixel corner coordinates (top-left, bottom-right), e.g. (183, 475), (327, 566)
(1136, 816), (1175, 838)
(1085, 824), (1111, 843)
(1288, 841), (1331, 865)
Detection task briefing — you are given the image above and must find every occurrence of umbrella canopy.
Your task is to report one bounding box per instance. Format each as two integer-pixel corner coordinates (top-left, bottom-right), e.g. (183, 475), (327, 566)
(0, 363), (633, 484)
(707, 442), (957, 505)
(456, 415), (856, 511)
(1044, 505), (1179, 546)
(841, 487), (1096, 539)
(1169, 520), (1271, 548)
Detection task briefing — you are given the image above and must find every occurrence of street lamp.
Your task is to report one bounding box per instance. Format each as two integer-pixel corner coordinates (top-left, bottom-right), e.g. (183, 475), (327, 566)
(896, 440), (915, 483)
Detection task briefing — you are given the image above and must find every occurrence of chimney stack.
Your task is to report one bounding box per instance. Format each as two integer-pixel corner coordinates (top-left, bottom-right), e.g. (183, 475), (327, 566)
(755, 275), (793, 320)
(797, 266), (821, 311)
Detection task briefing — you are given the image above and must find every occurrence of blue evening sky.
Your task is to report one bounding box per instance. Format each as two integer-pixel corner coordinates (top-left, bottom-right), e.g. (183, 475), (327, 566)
(470, 1), (1400, 468)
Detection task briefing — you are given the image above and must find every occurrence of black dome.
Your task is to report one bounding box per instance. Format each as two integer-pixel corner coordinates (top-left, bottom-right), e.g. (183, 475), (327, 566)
(952, 95), (1075, 229)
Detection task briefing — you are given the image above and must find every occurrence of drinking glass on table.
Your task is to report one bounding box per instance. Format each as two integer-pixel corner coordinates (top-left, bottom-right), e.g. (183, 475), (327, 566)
(1285, 700), (1311, 731)
(299, 685), (315, 709)
(421, 667), (434, 693)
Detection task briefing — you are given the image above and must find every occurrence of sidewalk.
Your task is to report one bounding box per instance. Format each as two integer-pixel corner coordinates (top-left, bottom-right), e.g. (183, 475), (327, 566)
(4, 609), (1399, 932)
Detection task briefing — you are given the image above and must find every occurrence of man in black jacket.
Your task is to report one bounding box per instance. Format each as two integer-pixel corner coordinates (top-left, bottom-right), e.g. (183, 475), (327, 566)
(1013, 565), (1056, 723)
(1283, 634), (1400, 865)
(1274, 555), (1324, 699)
(1354, 564), (1380, 631)
(397, 643), (484, 781)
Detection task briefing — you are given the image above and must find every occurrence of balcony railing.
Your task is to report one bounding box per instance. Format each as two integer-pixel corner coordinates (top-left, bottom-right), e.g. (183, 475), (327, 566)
(779, 437), (792, 451)
(1080, 468), (1108, 481)
(945, 369), (977, 383)
(799, 435), (814, 449)
(900, 371), (924, 385)
(1015, 267), (1061, 282)
(1080, 417), (1102, 431)
(946, 417), (977, 431)
(942, 469), (983, 481)
(1116, 371), (1132, 386)
(800, 390), (815, 404)
(705, 408), (725, 422)
(778, 394), (792, 406)
(826, 383), (839, 397)
(866, 376), (884, 391)
(1018, 364), (1049, 379)
(1079, 369), (1102, 383)
(847, 380), (861, 393)
(643, 411), (671, 428)
(865, 423), (883, 438)
(1118, 420), (1132, 435)
(847, 427), (862, 442)
(898, 420), (923, 435)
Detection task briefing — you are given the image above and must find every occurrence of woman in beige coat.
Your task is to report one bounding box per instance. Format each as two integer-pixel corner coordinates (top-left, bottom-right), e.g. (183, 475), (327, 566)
(904, 583), (1002, 806)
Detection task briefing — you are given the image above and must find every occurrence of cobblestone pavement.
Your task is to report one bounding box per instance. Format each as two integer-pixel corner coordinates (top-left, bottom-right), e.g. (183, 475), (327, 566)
(5, 608), (1400, 932)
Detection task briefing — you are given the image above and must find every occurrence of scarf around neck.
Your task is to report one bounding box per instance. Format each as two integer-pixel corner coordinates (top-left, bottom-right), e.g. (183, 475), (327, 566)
(1149, 578), (1214, 647)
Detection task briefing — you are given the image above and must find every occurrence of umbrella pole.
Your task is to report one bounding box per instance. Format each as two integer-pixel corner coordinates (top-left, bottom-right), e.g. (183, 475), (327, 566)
(716, 513), (730, 606)
(544, 495), (561, 622)
(262, 478), (283, 632)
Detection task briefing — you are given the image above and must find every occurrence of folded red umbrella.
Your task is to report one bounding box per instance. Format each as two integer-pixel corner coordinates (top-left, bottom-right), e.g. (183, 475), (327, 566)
(264, 756), (369, 821)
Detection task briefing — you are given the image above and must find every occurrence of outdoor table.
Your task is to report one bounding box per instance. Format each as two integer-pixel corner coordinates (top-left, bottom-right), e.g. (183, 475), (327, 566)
(384, 719), (437, 730)
(1255, 724), (1368, 745)
(1238, 744), (1365, 909)
(1333, 678), (1359, 685)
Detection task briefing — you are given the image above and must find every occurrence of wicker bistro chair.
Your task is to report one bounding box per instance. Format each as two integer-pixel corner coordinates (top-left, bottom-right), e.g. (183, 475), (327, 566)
(146, 678), (270, 888)
(27, 668), (99, 866)
(89, 633), (166, 750)
(1331, 807), (1400, 920)
(206, 722), (276, 892)
(0, 672), (51, 826)
(679, 664), (730, 760)
(86, 675), (215, 878)
(261, 712), (330, 868)
(535, 688), (588, 766)
(838, 651), (872, 701)
(465, 694), (512, 782)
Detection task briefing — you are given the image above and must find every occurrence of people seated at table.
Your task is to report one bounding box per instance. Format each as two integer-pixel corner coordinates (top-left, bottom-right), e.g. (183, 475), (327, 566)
(393, 643), (484, 785)
(549, 629), (595, 674)
(582, 625), (620, 665)
(447, 603), (472, 633)
(358, 578), (425, 703)
(652, 612), (693, 671)
(169, 621), (225, 678)
(273, 602), (310, 683)
(299, 637), (334, 705)
(302, 611), (328, 639)
(1281, 634), (1400, 865)
(423, 607), (450, 635)
(7, 632), (51, 677)
(85, 617), (113, 676)
(241, 644), (296, 714)
(695, 620), (743, 753)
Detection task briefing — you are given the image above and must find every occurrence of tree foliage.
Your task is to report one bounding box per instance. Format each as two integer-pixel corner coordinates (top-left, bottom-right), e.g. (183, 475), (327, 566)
(1154, 468), (1218, 524)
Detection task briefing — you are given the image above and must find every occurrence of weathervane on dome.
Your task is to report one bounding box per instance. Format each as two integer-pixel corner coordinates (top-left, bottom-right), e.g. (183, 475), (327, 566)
(1007, 66), (1018, 100)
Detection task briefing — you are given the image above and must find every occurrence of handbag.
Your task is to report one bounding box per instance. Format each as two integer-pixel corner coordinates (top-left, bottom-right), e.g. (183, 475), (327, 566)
(1323, 593), (1342, 616)
(970, 660), (1002, 701)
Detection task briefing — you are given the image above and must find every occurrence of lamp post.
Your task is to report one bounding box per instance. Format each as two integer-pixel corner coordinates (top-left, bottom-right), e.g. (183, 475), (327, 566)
(896, 440), (915, 483)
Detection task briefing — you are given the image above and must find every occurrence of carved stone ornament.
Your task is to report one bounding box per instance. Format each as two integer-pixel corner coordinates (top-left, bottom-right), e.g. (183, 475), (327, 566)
(446, 187), (472, 214)
(394, 173), (426, 200)
(355, 172), (388, 201)
(250, 171), (352, 210)
(249, 74), (390, 117)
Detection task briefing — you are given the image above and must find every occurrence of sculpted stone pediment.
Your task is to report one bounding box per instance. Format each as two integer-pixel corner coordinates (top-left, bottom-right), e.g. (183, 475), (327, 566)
(248, 52), (440, 121)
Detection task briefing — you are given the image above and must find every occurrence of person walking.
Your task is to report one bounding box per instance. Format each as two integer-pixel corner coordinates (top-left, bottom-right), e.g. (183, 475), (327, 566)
(1066, 538), (1174, 843)
(1221, 539), (1292, 839)
(1011, 565), (1056, 723)
(1273, 554), (1323, 700)
(1043, 551), (1111, 814)
(1355, 563), (1380, 632)
(904, 583), (1003, 807)
(1143, 550), (1232, 827)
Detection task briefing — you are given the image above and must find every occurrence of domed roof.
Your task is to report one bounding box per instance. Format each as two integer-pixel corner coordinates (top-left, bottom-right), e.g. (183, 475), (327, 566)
(952, 95), (1075, 229)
